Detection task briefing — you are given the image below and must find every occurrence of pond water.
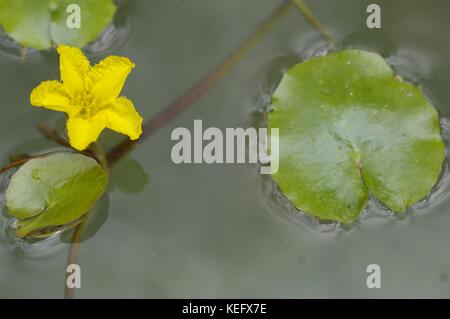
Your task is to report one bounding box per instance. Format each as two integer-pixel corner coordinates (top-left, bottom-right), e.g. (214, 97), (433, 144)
(1, 0), (450, 298)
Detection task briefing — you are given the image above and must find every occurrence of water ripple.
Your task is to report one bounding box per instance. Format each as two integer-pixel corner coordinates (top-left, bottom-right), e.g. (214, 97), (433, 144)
(0, 30), (41, 64)
(0, 7), (132, 64)
(84, 14), (132, 61)
(0, 151), (66, 257)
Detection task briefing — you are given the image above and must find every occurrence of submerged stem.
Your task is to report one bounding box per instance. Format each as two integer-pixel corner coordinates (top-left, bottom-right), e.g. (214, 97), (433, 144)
(64, 221), (86, 299)
(0, 158), (32, 174)
(0, 149), (65, 174)
(106, 0), (292, 165)
(62, 1), (293, 298)
(291, 0), (335, 45)
(60, 0), (334, 298)
(37, 124), (71, 148)
(106, 0), (333, 165)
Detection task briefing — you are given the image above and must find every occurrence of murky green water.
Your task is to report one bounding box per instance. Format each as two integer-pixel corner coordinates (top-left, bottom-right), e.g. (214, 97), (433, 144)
(1, 0), (450, 298)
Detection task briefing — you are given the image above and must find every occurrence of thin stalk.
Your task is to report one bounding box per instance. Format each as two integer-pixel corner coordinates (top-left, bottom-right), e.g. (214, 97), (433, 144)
(106, 0), (333, 165)
(0, 150), (64, 174)
(0, 158), (32, 174)
(63, 141), (109, 299)
(64, 221), (86, 299)
(37, 124), (71, 148)
(292, 0), (335, 45)
(106, 0), (292, 165)
(63, 1), (292, 298)
(61, 0), (334, 298)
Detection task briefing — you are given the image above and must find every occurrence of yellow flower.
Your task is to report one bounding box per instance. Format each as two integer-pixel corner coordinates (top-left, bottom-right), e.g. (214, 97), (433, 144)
(30, 45), (143, 151)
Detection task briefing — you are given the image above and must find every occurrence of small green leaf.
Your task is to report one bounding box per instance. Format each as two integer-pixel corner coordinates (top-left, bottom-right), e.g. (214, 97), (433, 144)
(269, 49), (445, 223)
(5, 153), (108, 238)
(0, 0), (116, 50)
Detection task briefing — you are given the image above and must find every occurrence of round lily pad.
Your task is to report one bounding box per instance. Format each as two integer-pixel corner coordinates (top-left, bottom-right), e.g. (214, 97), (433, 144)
(269, 49), (445, 223)
(0, 0), (116, 50)
(5, 152), (108, 238)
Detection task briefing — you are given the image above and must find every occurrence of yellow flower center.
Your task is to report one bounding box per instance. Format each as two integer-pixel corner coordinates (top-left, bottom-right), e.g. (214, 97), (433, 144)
(72, 93), (101, 118)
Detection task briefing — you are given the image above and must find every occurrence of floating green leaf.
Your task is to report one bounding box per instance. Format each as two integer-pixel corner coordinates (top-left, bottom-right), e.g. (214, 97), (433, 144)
(0, 0), (116, 50)
(5, 153), (108, 238)
(61, 193), (110, 243)
(269, 50), (445, 223)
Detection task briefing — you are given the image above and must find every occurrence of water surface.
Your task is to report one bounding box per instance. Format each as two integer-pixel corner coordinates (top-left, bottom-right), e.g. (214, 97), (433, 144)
(1, 0), (450, 298)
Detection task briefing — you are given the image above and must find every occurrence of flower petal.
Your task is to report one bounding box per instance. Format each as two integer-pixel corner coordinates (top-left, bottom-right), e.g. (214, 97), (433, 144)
(58, 45), (90, 97)
(98, 97), (143, 140)
(88, 56), (135, 102)
(66, 115), (105, 151)
(30, 80), (75, 114)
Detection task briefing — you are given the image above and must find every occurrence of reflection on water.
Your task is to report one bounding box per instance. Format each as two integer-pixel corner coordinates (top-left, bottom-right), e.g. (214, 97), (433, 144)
(262, 160), (450, 236)
(84, 12), (132, 61)
(2, 0), (450, 298)
(258, 32), (332, 99)
(387, 49), (431, 84)
(293, 31), (332, 60)
(0, 30), (41, 64)
(263, 175), (341, 234)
